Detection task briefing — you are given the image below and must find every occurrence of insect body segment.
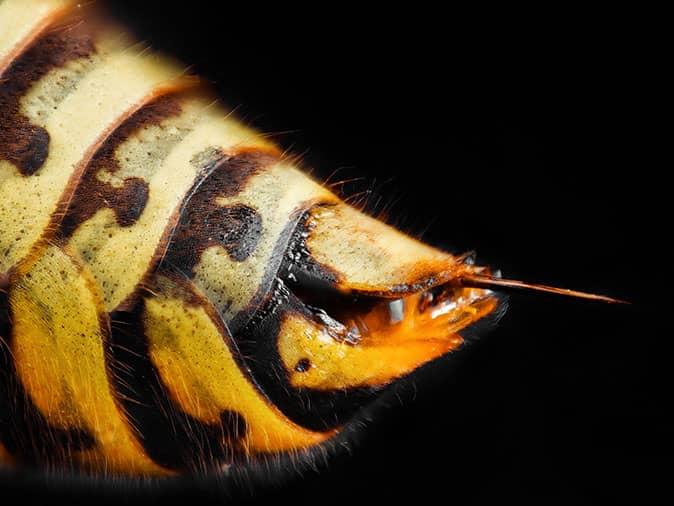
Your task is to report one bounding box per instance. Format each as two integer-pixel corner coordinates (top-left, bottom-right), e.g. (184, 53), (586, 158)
(1, 0), (611, 479)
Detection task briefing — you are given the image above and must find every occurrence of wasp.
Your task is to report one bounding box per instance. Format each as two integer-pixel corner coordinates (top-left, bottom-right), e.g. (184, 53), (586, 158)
(0, 0), (623, 490)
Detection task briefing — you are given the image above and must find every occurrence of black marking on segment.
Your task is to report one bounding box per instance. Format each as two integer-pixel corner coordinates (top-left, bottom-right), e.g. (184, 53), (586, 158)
(165, 203), (263, 270)
(161, 151), (277, 276)
(294, 358), (311, 373)
(8, 127), (50, 176)
(0, 290), (96, 469)
(0, 25), (95, 176)
(108, 305), (247, 472)
(59, 95), (184, 239)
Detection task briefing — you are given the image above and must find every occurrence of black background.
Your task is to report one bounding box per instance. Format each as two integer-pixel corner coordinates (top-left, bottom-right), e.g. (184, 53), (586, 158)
(4, 2), (670, 505)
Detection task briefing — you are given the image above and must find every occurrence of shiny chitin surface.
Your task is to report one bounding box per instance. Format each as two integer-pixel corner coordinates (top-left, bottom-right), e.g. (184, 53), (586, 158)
(0, 0), (500, 477)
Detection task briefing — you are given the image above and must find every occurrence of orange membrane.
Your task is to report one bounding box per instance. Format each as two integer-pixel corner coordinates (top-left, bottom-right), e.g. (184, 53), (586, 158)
(313, 285), (499, 349)
(280, 284), (501, 391)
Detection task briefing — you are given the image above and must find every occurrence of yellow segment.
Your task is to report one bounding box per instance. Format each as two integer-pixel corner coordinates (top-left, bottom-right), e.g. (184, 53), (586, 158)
(0, 160), (19, 185)
(68, 101), (274, 311)
(9, 245), (168, 475)
(277, 312), (464, 390)
(0, 46), (183, 273)
(306, 203), (461, 294)
(194, 164), (337, 322)
(0, 0), (73, 75)
(144, 275), (331, 454)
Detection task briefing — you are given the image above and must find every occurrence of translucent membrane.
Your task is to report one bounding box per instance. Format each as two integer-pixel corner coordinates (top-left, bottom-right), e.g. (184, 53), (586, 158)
(311, 285), (498, 347)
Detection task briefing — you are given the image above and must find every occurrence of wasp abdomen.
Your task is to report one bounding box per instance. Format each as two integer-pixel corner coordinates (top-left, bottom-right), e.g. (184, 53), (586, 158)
(0, 0), (509, 478)
(0, 0), (339, 475)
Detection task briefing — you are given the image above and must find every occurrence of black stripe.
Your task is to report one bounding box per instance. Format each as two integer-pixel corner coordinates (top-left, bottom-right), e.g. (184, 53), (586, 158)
(108, 302), (247, 473)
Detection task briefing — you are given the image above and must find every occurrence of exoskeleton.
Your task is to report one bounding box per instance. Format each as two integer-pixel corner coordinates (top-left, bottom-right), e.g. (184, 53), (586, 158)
(0, 0), (620, 479)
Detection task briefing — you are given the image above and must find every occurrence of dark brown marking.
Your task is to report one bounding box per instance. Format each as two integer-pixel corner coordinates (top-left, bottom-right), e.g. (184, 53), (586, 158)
(59, 95), (183, 238)
(0, 25), (95, 175)
(165, 203), (262, 272)
(295, 358), (311, 373)
(161, 152), (277, 275)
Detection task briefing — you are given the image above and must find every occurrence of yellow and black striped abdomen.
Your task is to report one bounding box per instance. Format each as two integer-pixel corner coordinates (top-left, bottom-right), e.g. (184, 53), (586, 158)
(1, 0), (511, 479)
(0, 0), (340, 476)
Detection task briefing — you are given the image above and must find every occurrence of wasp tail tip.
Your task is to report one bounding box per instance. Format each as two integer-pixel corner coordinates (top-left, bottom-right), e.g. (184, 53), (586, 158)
(461, 273), (628, 304)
